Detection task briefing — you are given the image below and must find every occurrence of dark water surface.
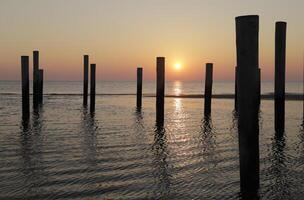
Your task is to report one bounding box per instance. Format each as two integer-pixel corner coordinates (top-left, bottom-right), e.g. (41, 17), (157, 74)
(0, 81), (304, 199)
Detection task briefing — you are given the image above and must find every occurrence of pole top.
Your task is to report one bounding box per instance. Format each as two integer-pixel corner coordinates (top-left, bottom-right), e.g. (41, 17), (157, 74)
(235, 15), (259, 22)
(276, 21), (287, 26)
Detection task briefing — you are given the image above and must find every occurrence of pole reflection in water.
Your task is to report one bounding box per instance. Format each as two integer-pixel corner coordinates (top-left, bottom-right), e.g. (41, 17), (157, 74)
(152, 124), (171, 199)
(133, 108), (145, 131)
(81, 108), (98, 167)
(267, 134), (290, 199)
(199, 115), (219, 168)
(19, 108), (45, 197)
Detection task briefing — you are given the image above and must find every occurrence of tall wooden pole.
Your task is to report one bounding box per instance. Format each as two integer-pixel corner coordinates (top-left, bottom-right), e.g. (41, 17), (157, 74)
(38, 69), (44, 104)
(236, 15), (260, 198)
(90, 64), (96, 113)
(83, 55), (89, 106)
(136, 67), (143, 109)
(275, 21), (287, 133)
(257, 68), (261, 108)
(33, 50), (39, 108)
(235, 66), (238, 111)
(21, 56), (30, 121)
(156, 57), (165, 126)
(204, 63), (213, 116)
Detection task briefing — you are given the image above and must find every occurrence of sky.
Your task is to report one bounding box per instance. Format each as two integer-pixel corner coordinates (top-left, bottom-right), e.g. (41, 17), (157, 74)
(0, 0), (303, 81)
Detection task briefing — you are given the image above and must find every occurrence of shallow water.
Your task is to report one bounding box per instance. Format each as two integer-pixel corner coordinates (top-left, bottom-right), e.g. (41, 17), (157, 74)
(0, 81), (304, 199)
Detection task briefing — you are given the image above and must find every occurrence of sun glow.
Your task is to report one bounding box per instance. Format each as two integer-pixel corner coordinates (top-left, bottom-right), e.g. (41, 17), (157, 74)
(174, 63), (182, 70)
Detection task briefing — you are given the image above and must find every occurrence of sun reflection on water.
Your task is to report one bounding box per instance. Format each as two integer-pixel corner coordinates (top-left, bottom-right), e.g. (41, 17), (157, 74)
(174, 98), (182, 113)
(173, 81), (182, 96)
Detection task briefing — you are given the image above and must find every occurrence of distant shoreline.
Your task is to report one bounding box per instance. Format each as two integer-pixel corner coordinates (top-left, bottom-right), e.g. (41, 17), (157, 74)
(0, 93), (303, 101)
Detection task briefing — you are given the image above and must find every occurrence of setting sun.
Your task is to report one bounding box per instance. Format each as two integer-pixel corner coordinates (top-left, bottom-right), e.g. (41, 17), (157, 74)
(174, 63), (182, 70)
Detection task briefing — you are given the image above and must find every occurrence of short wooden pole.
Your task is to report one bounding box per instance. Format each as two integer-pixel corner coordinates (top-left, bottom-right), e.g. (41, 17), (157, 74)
(21, 56), (30, 121)
(83, 55), (89, 106)
(236, 15), (260, 197)
(156, 57), (165, 125)
(136, 67), (143, 109)
(33, 50), (39, 108)
(90, 64), (96, 113)
(38, 69), (44, 104)
(275, 21), (287, 133)
(204, 63), (213, 116)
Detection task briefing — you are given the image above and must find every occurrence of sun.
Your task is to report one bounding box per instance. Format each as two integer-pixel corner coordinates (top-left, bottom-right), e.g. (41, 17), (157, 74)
(174, 63), (182, 70)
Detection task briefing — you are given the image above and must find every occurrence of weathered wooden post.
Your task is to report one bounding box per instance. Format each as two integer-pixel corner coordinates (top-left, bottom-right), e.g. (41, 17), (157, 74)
(275, 21), (287, 133)
(137, 67), (143, 109)
(83, 55), (89, 106)
(21, 56), (30, 121)
(258, 68), (261, 108)
(236, 15), (260, 198)
(204, 63), (213, 116)
(33, 50), (39, 108)
(90, 64), (96, 113)
(38, 69), (44, 104)
(235, 66), (238, 111)
(156, 57), (165, 125)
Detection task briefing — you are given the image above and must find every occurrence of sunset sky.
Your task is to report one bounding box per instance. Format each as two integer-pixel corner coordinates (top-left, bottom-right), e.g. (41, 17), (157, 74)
(0, 0), (303, 81)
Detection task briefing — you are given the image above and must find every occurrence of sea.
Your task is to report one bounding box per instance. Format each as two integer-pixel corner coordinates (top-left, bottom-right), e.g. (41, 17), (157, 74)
(0, 80), (304, 200)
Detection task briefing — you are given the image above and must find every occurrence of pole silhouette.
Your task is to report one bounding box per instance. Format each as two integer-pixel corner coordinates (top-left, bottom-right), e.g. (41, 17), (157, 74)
(21, 56), (30, 121)
(275, 21), (287, 133)
(236, 15), (260, 198)
(83, 55), (89, 106)
(90, 64), (96, 113)
(235, 66), (238, 111)
(156, 57), (165, 126)
(204, 63), (213, 116)
(38, 69), (44, 104)
(33, 50), (39, 108)
(137, 67), (143, 109)
(257, 68), (261, 108)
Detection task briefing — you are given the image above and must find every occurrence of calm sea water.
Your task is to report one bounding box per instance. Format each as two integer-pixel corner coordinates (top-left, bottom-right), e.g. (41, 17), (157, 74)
(0, 80), (303, 95)
(0, 81), (304, 199)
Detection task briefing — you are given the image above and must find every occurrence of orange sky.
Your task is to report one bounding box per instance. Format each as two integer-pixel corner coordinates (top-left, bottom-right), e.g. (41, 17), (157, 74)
(0, 0), (303, 81)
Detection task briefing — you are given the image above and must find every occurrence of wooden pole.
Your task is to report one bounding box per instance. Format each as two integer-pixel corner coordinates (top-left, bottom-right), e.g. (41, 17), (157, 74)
(33, 50), (39, 108)
(236, 15), (260, 197)
(38, 69), (44, 104)
(275, 21), (287, 133)
(21, 56), (30, 121)
(204, 63), (213, 116)
(83, 55), (89, 106)
(136, 67), (143, 109)
(156, 57), (165, 125)
(90, 64), (96, 113)
(258, 68), (261, 108)
(235, 66), (238, 111)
